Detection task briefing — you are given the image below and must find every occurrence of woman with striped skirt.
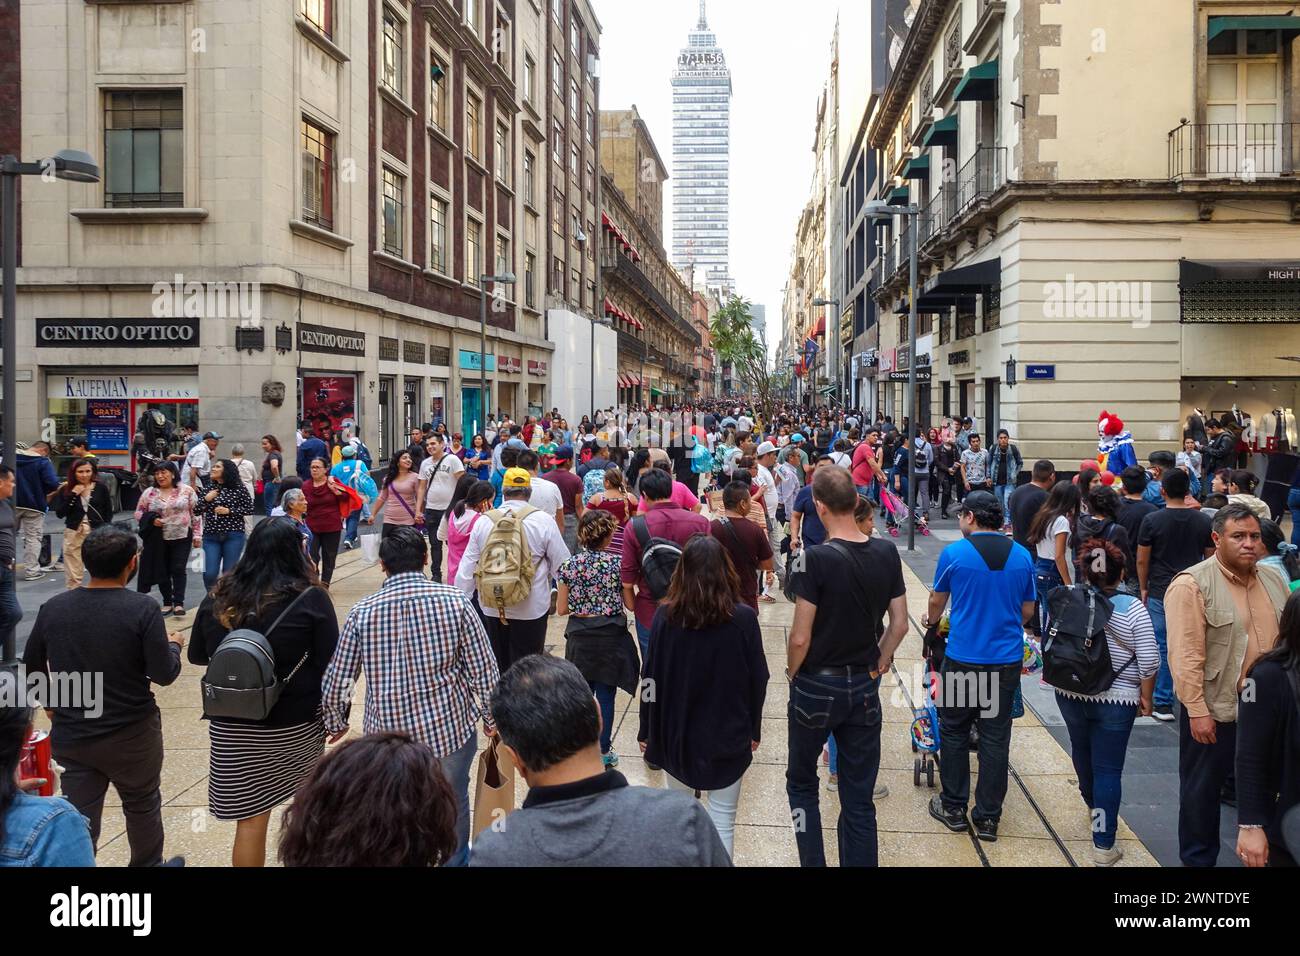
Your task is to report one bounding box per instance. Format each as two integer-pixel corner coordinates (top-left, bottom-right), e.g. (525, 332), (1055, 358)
(190, 519), (340, 867)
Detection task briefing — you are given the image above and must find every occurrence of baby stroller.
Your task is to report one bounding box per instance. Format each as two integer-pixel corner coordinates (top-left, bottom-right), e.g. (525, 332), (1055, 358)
(882, 487), (929, 538)
(911, 617), (946, 788)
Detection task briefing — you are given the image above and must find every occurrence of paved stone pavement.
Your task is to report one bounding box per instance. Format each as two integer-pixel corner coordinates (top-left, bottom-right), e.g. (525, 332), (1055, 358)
(22, 527), (1167, 868)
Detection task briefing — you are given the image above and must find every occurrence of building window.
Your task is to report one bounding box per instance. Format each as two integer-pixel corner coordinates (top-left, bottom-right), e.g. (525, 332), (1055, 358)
(496, 235), (510, 277)
(104, 90), (184, 208)
(586, 105), (595, 144)
(301, 118), (334, 229)
(466, 91), (483, 161)
(552, 0), (562, 26)
(523, 150), (536, 206)
(382, 6), (405, 97)
(495, 122), (510, 182)
(585, 161), (594, 202)
(552, 187), (564, 231)
(382, 168), (405, 257)
(523, 54), (536, 105)
(552, 120), (564, 164)
(570, 19), (581, 58)
(552, 51), (564, 97)
(467, 218), (483, 286)
(429, 52), (449, 131)
(570, 79), (580, 121)
(525, 252), (537, 308)
(552, 255), (563, 291)
(465, 0), (479, 38)
(299, 0), (331, 37)
(430, 195), (449, 274)
(570, 143), (579, 178)
(494, 13), (510, 69)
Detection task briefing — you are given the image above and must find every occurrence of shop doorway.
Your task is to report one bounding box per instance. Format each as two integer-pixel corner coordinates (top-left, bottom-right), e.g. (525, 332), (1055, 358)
(378, 377), (394, 463)
(984, 378), (1000, 439)
(462, 386), (488, 436)
(403, 378), (422, 434)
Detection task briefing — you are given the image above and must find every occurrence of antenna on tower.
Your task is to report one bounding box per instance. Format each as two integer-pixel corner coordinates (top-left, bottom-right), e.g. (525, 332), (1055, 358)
(698, 0), (708, 30)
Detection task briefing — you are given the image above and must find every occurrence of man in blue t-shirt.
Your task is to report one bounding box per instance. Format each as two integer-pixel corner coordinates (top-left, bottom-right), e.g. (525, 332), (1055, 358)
(922, 490), (1036, 843)
(790, 457), (830, 551)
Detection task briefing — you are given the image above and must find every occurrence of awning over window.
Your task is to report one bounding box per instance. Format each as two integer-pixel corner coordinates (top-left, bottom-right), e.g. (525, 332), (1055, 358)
(954, 59), (998, 102)
(916, 257), (1001, 311)
(887, 185), (911, 206)
(812, 316), (827, 337)
(1179, 258), (1300, 286)
(922, 114), (958, 149)
(902, 156), (930, 180)
(1208, 15), (1300, 41)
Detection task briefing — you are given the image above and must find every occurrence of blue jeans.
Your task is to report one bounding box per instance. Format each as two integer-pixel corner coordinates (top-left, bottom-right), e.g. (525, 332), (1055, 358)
(827, 733), (838, 775)
(262, 482), (279, 515)
(1055, 694), (1138, 850)
(994, 484), (1013, 523)
(202, 531), (246, 591)
(1145, 596), (1174, 708)
(786, 670), (882, 867)
(442, 732), (478, 867)
(343, 507), (362, 547)
(1034, 557), (1064, 636)
(1289, 487), (1300, 547)
(590, 681), (616, 754)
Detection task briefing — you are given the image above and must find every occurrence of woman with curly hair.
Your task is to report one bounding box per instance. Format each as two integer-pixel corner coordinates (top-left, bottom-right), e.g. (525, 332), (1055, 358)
(555, 510), (639, 768)
(278, 732), (459, 867)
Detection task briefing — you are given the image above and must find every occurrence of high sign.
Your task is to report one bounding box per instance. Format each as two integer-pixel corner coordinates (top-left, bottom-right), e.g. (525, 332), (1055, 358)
(298, 323), (366, 356)
(36, 318), (199, 347)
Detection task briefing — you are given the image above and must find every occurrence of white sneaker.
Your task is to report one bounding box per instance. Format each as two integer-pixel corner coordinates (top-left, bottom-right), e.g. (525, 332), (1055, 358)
(1093, 845), (1124, 866)
(23, 568), (44, 581)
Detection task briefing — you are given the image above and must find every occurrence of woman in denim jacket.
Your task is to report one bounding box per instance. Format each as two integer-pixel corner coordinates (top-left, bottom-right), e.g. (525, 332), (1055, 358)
(1, 705), (95, 867)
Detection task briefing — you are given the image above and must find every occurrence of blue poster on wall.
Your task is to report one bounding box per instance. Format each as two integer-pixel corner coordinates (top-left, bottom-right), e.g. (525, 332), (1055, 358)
(85, 399), (130, 451)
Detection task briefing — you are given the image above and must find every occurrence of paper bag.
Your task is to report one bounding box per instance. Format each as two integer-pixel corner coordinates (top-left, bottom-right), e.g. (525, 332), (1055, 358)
(472, 737), (515, 839)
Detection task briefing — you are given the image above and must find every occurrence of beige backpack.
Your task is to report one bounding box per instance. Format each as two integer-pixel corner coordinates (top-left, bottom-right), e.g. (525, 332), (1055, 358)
(474, 506), (538, 621)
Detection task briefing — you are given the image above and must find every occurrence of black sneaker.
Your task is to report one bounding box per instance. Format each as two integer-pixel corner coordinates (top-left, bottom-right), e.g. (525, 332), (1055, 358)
(973, 817), (999, 842)
(1151, 705), (1175, 722)
(928, 794), (969, 832)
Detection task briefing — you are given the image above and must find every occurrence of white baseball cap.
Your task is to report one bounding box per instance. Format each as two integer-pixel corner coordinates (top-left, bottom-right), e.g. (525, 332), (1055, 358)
(756, 441), (778, 457)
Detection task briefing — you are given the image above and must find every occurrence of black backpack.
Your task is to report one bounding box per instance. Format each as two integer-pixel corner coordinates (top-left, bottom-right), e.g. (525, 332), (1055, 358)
(1041, 584), (1135, 696)
(631, 515), (684, 601)
(200, 588), (317, 720)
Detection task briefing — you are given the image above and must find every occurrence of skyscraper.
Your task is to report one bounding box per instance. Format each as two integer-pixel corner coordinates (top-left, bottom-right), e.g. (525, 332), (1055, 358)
(671, 1), (732, 293)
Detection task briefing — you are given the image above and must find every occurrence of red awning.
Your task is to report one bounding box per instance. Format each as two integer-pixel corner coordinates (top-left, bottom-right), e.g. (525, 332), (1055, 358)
(603, 296), (615, 316)
(617, 375), (627, 388)
(601, 212), (612, 228)
(813, 316), (827, 337)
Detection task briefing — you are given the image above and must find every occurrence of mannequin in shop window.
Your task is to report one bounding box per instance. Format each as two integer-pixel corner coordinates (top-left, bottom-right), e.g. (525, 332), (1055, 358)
(1185, 409), (1208, 451)
(1259, 407), (1298, 453)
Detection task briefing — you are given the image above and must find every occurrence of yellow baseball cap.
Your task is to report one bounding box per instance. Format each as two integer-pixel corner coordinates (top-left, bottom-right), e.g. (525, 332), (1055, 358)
(503, 467), (532, 488)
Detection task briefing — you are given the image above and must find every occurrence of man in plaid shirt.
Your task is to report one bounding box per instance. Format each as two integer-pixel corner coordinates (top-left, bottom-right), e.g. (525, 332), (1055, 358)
(321, 527), (499, 866)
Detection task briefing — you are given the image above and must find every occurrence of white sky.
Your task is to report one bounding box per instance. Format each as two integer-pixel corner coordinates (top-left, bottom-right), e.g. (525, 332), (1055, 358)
(593, 0), (842, 354)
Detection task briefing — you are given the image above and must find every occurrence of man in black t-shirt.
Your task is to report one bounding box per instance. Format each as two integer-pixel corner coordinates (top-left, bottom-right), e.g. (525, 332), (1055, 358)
(710, 481), (774, 610)
(1116, 465), (1157, 592)
(1136, 468), (1214, 721)
(1008, 458), (1054, 552)
(786, 467), (908, 868)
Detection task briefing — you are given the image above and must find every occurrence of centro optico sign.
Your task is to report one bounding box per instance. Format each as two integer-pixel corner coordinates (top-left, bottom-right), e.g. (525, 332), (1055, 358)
(36, 318), (199, 347)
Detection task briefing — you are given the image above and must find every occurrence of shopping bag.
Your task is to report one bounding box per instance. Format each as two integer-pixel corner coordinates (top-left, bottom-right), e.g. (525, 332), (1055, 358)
(187, 548), (205, 574)
(359, 534), (380, 566)
(472, 737), (515, 839)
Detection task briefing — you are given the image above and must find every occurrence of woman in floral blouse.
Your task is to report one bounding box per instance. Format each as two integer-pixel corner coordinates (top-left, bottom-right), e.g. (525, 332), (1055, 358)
(195, 458), (255, 592)
(555, 510), (641, 768)
(134, 461), (202, 616)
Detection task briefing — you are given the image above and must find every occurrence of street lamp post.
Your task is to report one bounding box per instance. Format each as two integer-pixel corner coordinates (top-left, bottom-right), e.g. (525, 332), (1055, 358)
(3, 150), (99, 667)
(865, 199), (919, 551)
(812, 296), (841, 409)
(479, 272), (516, 434)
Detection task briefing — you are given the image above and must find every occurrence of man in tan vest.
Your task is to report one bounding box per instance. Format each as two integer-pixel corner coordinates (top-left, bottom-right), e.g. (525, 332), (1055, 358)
(1166, 502), (1289, 867)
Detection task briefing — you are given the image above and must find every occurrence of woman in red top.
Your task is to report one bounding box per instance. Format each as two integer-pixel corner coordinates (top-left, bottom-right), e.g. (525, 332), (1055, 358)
(587, 468), (638, 555)
(302, 457), (347, 583)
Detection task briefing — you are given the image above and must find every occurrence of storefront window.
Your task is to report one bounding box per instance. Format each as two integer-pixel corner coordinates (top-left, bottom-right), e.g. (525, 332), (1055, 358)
(378, 377), (394, 463)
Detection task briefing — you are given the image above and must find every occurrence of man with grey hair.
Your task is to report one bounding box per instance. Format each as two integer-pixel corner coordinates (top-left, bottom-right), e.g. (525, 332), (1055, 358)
(470, 655), (729, 867)
(1165, 501), (1289, 867)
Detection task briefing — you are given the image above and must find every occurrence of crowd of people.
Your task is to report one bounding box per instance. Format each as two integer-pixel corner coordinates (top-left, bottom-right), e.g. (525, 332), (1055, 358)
(4, 399), (1300, 870)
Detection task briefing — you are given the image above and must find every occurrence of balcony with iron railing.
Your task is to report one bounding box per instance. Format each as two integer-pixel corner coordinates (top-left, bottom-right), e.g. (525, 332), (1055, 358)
(601, 248), (701, 346)
(888, 146), (1006, 282)
(1168, 121), (1298, 180)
